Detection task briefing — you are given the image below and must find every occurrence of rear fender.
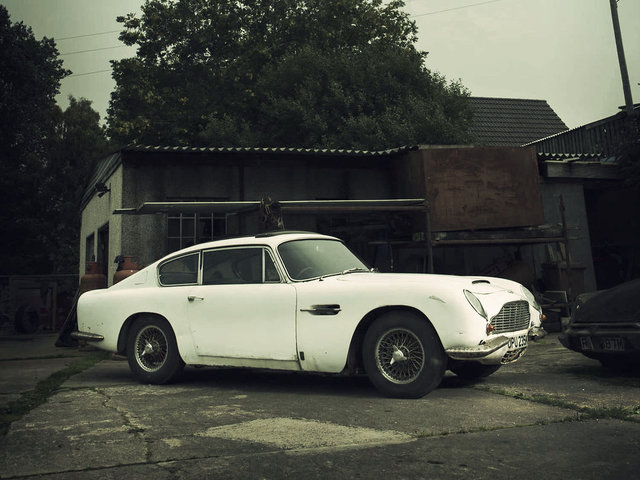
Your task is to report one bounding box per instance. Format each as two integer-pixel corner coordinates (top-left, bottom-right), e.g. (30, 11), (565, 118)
(117, 313), (172, 356)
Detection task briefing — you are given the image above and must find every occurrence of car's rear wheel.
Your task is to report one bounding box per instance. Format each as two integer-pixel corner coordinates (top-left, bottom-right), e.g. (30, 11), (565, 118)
(363, 311), (446, 398)
(450, 361), (501, 379)
(127, 316), (184, 384)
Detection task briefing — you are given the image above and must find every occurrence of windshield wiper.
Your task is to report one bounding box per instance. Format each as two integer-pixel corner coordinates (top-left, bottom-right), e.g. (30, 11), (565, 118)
(317, 267), (372, 281)
(341, 267), (371, 275)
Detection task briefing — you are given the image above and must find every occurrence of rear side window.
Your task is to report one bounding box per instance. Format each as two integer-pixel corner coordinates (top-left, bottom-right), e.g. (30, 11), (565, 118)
(158, 253), (199, 286)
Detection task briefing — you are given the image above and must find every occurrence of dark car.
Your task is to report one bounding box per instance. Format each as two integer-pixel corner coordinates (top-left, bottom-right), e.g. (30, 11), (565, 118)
(559, 279), (640, 370)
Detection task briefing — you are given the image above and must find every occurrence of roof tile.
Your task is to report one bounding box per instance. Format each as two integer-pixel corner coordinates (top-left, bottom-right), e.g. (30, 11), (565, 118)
(469, 97), (568, 147)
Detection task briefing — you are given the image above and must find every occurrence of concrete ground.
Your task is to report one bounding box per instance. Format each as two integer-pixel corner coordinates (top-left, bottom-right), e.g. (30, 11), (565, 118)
(1, 332), (639, 479)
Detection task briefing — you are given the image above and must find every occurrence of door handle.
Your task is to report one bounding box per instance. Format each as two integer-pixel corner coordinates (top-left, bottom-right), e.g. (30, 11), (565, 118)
(187, 295), (204, 302)
(300, 304), (341, 315)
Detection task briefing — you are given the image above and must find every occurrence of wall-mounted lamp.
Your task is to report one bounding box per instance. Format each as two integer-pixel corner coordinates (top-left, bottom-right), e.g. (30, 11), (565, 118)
(96, 182), (111, 198)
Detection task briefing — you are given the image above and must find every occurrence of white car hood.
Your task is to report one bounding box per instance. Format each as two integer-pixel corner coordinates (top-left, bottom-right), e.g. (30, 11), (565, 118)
(329, 272), (527, 319)
(332, 272), (519, 294)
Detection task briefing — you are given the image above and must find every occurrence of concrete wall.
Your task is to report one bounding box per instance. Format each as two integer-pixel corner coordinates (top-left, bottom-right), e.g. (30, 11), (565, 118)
(79, 165), (123, 284)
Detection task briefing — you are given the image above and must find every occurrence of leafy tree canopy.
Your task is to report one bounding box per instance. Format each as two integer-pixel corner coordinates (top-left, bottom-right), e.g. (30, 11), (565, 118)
(0, 6), (68, 163)
(108, 0), (472, 149)
(42, 97), (111, 272)
(0, 6), (110, 274)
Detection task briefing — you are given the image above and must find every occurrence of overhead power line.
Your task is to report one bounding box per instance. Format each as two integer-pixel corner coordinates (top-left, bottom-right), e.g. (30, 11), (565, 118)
(57, 0), (514, 75)
(61, 45), (129, 56)
(52, 0), (510, 53)
(410, 0), (507, 18)
(56, 29), (121, 41)
(68, 69), (112, 78)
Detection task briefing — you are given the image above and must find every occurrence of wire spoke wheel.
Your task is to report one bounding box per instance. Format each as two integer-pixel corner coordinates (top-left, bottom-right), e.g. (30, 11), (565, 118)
(375, 328), (425, 384)
(363, 311), (445, 398)
(134, 325), (169, 373)
(127, 316), (184, 384)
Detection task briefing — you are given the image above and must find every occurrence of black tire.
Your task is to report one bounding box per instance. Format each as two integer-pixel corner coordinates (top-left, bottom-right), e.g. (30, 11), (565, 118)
(362, 311), (446, 398)
(450, 361), (501, 379)
(127, 316), (184, 384)
(597, 355), (639, 372)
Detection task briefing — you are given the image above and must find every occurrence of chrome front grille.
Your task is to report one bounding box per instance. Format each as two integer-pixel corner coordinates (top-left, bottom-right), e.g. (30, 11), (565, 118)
(491, 301), (530, 333)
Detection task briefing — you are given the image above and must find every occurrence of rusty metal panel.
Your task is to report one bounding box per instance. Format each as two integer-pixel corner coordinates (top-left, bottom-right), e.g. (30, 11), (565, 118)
(423, 147), (544, 232)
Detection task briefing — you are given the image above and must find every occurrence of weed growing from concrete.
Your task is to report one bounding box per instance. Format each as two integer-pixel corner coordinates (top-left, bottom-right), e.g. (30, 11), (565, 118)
(0, 351), (108, 435)
(478, 386), (640, 422)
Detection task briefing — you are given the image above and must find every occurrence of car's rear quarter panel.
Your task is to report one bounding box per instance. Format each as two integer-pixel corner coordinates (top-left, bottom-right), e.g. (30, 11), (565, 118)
(77, 283), (193, 358)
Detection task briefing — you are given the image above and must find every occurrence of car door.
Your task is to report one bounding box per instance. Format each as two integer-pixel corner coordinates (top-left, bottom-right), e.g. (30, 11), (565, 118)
(187, 246), (298, 361)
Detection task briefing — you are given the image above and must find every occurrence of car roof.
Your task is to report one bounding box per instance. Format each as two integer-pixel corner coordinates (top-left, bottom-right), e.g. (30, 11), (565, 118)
(160, 231), (339, 260)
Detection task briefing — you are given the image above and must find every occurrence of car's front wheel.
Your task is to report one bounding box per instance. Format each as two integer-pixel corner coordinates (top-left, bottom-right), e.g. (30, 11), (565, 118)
(127, 316), (184, 384)
(363, 311), (446, 398)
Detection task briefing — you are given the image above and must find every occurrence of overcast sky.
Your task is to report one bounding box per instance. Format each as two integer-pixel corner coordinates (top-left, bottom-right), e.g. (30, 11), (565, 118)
(3, 0), (639, 130)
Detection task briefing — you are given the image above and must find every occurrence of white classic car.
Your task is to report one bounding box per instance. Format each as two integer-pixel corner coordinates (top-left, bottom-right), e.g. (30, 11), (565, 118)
(74, 232), (542, 398)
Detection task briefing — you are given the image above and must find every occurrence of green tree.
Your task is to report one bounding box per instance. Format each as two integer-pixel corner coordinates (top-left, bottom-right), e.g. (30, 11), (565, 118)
(0, 6), (110, 274)
(108, 0), (472, 149)
(0, 6), (69, 274)
(43, 97), (111, 273)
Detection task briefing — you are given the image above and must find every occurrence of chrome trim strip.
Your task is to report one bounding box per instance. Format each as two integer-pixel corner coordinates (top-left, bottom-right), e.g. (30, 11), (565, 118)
(300, 304), (342, 316)
(71, 331), (104, 342)
(446, 335), (509, 360)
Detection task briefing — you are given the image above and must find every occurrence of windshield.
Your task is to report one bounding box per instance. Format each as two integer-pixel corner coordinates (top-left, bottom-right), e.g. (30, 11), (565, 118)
(278, 239), (369, 281)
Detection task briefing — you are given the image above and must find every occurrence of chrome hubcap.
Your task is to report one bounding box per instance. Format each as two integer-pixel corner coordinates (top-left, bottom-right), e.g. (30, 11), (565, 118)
(142, 342), (152, 355)
(375, 328), (425, 384)
(135, 326), (168, 373)
(391, 346), (408, 364)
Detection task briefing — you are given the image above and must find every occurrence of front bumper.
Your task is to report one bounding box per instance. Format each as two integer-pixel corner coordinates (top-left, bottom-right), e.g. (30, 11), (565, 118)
(559, 322), (640, 355)
(446, 333), (528, 364)
(446, 335), (509, 359)
(71, 331), (104, 342)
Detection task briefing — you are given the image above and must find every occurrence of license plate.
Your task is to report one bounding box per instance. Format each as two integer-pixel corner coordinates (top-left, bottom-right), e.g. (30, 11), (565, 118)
(600, 337), (625, 352)
(579, 336), (625, 352)
(580, 337), (594, 350)
(507, 334), (528, 350)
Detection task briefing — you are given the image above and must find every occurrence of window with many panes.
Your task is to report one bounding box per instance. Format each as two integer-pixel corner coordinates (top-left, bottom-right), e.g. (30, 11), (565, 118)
(167, 213), (227, 252)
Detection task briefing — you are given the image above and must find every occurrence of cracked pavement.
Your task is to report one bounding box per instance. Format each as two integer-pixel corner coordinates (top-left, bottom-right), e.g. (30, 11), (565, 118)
(1, 333), (640, 479)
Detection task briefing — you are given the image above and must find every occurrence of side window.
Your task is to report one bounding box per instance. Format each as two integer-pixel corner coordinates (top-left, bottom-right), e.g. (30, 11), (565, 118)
(158, 253), (199, 286)
(203, 248), (281, 285)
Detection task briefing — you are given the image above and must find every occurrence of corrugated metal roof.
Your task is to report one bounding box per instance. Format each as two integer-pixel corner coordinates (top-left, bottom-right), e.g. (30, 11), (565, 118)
(122, 144), (415, 157)
(469, 97), (568, 147)
(537, 152), (612, 162)
(525, 105), (639, 157)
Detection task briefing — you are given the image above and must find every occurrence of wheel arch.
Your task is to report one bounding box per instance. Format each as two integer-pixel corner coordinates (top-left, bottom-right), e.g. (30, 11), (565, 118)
(117, 312), (173, 356)
(345, 305), (440, 374)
